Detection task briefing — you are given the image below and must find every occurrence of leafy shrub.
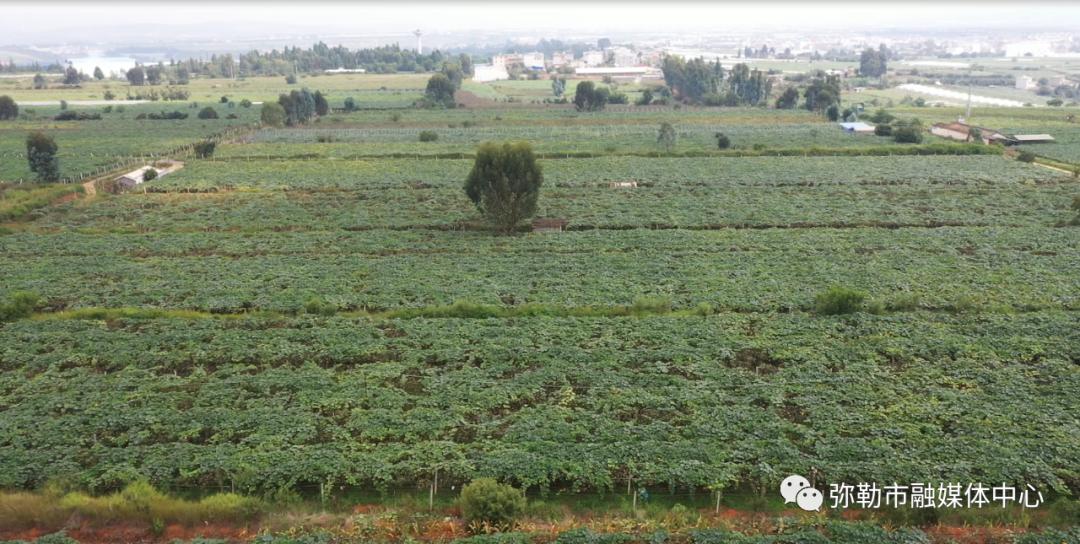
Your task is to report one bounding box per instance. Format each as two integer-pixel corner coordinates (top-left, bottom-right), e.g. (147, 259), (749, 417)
(893, 126), (923, 143)
(193, 141), (217, 159)
(630, 297), (672, 315)
(554, 528), (633, 544)
(143, 168), (158, 182)
(54, 110), (101, 121)
(197, 106), (219, 119)
(459, 478), (526, 532)
(874, 124), (893, 136)
(285, 74), (298, 84)
(141, 110), (189, 120)
(33, 532), (79, 544)
(419, 130), (439, 142)
(239, 99), (252, 108)
(343, 97), (358, 111)
(814, 286), (866, 315)
(315, 134), (335, 143)
(451, 533), (532, 544)
(303, 297), (336, 316)
(1017, 150), (1036, 163)
(714, 132), (731, 149)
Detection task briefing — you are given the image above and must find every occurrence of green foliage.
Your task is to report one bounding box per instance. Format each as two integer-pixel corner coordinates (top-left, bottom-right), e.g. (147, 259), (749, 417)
(657, 122), (677, 152)
(636, 89), (654, 106)
(0, 184), (82, 222)
(343, 97), (358, 112)
(279, 89), (317, 125)
(874, 124), (893, 137)
(464, 142), (544, 234)
(814, 286), (867, 315)
(859, 46), (888, 77)
(459, 478), (526, 532)
(825, 104), (840, 122)
(419, 130), (439, 142)
(261, 102), (287, 127)
(313, 91), (329, 117)
(193, 140), (217, 159)
(425, 73), (457, 108)
(25, 131), (60, 182)
(893, 119), (924, 144)
(0, 95), (19, 120)
(775, 87), (799, 109)
(197, 106), (219, 120)
(303, 296), (337, 316)
(714, 132), (731, 149)
(1017, 150), (1036, 163)
(0, 291), (39, 321)
(573, 81), (610, 112)
(239, 99), (253, 108)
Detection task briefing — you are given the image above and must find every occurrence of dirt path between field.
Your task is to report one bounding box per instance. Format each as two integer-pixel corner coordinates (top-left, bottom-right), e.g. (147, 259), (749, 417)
(1033, 161), (1075, 175)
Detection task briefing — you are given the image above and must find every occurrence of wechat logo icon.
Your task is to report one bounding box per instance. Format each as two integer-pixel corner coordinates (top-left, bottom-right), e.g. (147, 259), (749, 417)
(780, 474), (824, 511)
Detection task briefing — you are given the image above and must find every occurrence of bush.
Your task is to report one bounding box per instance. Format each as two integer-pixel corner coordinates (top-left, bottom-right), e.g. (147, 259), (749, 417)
(303, 297), (336, 316)
(261, 102), (286, 127)
(143, 168), (158, 182)
(874, 124), (893, 136)
(0, 95), (19, 120)
(459, 478), (526, 532)
(893, 126), (923, 144)
(193, 141), (217, 159)
(419, 130), (439, 142)
(1017, 150), (1036, 163)
(197, 106), (219, 119)
(285, 74), (298, 84)
(714, 132), (731, 149)
(239, 99), (252, 108)
(54, 110), (102, 121)
(814, 286), (866, 315)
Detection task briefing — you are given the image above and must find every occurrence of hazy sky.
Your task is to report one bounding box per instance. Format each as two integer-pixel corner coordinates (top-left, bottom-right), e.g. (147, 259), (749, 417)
(3, 1), (1080, 46)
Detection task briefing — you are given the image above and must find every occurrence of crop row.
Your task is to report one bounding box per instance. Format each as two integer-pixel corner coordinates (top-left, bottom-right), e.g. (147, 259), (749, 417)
(1, 312), (1076, 494)
(2, 227), (1076, 312)
(30, 179), (1078, 232)
(148, 155), (1062, 192)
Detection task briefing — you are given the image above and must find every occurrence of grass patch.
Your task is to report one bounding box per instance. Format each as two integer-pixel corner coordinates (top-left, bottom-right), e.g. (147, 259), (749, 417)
(0, 183), (84, 222)
(0, 481), (261, 532)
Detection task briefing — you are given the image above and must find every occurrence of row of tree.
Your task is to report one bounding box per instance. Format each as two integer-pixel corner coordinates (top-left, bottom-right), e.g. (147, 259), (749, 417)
(660, 56), (773, 107)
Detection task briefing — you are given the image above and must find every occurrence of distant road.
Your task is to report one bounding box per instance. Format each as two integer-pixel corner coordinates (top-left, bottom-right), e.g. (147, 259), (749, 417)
(896, 84), (1029, 107)
(15, 100), (152, 106)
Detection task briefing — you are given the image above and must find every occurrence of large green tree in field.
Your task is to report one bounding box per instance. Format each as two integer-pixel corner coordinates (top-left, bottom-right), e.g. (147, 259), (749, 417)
(26, 131), (59, 182)
(859, 46), (888, 77)
(425, 73), (456, 107)
(573, 81), (609, 112)
(126, 66), (145, 86)
(464, 142), (544, 234)
(93, 66), (105, 80)
(0, 95), (17, 120)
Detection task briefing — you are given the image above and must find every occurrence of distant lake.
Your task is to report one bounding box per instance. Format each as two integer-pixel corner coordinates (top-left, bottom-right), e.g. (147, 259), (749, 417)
(68, 56), (137, 77)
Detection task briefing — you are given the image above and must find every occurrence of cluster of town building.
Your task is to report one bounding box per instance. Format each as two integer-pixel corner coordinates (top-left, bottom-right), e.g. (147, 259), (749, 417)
(473, 46), (662, 82)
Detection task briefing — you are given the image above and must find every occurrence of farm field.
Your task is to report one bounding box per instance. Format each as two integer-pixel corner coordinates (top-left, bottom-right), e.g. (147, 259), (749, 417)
(1, 68), (1080, 543)
(0, 103), (258, 182)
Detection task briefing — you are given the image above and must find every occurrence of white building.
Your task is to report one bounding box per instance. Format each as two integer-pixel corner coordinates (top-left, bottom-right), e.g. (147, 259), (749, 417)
(609, 47), (639, 67)
(521, 52), (545, 71)
(551, 52), (573, 68)
(582, 50), (605, 66)
(473, 63), (510, 82)
(1015, 75), (1035, 90)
